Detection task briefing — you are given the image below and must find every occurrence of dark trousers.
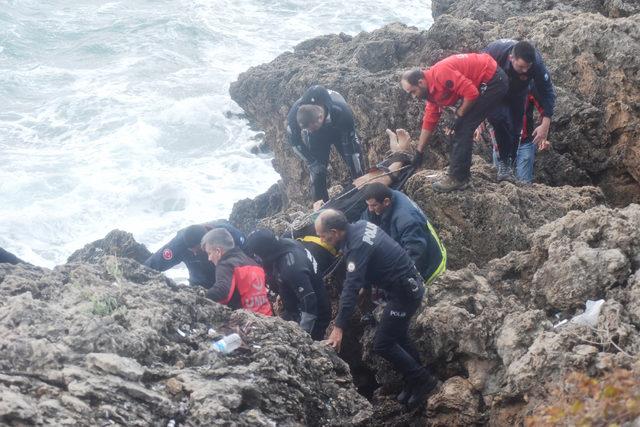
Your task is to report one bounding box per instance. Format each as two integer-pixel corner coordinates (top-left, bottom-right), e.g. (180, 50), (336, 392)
(308, 129), (363, 202)
(311, 281), (332, 341)
(449, 67), (509, 181)
(487, 88), (528, 163)
(372, 279), (424, 377)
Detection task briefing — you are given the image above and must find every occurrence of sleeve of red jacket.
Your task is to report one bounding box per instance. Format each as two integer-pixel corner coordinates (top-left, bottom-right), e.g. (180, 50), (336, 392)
(421, 102), (442, 131)
(207, 261), (234, 303)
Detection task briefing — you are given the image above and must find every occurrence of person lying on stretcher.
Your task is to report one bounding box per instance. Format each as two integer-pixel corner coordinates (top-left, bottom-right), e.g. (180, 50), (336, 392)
(312, 129), (415, 211)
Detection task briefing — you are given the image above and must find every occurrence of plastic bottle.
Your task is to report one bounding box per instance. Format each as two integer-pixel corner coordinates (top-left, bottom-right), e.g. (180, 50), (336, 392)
(211, 333), (242, 354)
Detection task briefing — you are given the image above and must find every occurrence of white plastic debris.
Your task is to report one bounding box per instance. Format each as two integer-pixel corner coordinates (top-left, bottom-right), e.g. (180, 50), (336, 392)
(175, 328), (186, 337)
(570, 299), (605, 327)
(207, 328), (217, 338)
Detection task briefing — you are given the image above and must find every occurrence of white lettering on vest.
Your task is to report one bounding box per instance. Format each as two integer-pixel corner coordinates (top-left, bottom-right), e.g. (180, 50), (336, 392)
(363, 222), (378, 245)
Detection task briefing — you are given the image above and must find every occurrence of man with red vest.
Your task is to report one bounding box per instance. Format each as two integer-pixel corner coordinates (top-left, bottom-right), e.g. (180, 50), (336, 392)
(401, 53), (508, 192)
(201, 228), (272, 316)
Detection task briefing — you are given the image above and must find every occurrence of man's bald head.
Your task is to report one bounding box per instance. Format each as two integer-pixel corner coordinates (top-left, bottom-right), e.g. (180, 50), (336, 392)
(315, 209), (348, 247)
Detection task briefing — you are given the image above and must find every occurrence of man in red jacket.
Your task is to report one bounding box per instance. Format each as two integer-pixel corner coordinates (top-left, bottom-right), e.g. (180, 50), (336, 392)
(401, 53), (508, 192)
(202, 228), (272, 316)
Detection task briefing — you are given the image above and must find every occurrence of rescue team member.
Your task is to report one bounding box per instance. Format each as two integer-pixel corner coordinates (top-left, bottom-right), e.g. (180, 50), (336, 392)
(244, 230), (331, 340)
(201, 228), (272, 316)
(144, 219), (245, 288)
(402, 53), (508, 192)
(316, 209), (438, 409)
(484, 39), (555, 182)
(361, 182), (446, 284)
(287, 85), (365, 202)
(296, 235), (338, 278)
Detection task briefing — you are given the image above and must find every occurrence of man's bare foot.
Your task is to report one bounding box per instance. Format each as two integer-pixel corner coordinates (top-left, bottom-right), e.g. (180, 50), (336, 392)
(386, 128), (398, 151)
(395, 128), (412, 151)
(313, 200), (324, 211)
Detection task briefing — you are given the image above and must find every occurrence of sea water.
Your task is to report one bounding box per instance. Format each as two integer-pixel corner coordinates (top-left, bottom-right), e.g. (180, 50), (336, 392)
(0, 0), (431, 281)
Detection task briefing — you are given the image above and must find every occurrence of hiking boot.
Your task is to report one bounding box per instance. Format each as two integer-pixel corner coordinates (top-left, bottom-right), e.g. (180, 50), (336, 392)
(497, 159), (516, 183)
(432, 175), (470, 193)
(406, 371), (438, 410)
(496, 159), (509, 181)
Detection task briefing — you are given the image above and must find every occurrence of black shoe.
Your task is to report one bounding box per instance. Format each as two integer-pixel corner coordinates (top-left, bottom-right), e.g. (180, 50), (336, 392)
(406, 374), (438, 410)
(432, 175), (470, 193)
(396, 381), (412, 405)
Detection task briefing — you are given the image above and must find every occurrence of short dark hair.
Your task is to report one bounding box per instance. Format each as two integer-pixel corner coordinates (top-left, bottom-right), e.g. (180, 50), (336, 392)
(317, 209), (348, 232)
(362, 182), (392, 203)
(512, 41), (536, 64)
(297, 104), (324, 129)
(401, 69), (424, 86)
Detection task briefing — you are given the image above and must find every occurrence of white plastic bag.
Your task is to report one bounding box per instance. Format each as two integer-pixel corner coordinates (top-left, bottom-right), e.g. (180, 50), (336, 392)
(570, 299), (605, 327)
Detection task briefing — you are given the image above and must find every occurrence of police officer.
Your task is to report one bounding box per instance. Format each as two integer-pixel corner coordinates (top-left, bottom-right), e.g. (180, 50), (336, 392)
(144, 219), (245, 288)
(316, 209), (438, 409)
(287, 85), (365, 202)
(244, 229), (331, 340)
(361, 182), (447, 285)
(484, 39), (556, 182)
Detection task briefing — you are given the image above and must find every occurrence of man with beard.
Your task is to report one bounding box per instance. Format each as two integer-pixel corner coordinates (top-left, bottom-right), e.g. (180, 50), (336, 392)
(401, 53), (508, 192)
(484, 40), (556, 182)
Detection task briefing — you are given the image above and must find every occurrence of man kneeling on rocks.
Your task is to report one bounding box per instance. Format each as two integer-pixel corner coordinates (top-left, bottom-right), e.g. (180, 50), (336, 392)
(244, 229), (331, 340)
(316, 209), (437, 409)
(201, 228), (272, 316)
(401, 52), (508, 192)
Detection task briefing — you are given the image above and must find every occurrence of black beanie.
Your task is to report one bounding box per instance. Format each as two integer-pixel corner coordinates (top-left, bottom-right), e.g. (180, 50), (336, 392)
(182, 224), (207, 248)
(244, 229), (279, 261)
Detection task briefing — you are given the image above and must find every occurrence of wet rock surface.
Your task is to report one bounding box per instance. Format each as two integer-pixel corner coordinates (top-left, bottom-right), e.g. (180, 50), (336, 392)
(0, 231), (371, 426)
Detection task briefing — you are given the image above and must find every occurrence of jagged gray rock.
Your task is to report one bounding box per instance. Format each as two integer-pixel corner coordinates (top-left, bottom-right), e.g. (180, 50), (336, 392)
(404, 160), (605, 269)
(359, 204), (640, 424)
(0, 233), (371, 426)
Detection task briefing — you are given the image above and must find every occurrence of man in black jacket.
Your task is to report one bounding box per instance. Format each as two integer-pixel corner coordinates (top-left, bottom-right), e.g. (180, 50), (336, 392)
(316, 209), (438, 409)
(484, 39), (556, 181)
(144, 219), (245, 288)
(244, 229), (331, 340)
(287, 85), (365, 202)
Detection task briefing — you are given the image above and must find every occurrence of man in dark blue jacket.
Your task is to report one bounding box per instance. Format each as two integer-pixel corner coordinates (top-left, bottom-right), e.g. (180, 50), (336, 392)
(287, 85), (365, 202)
(361, 183), (446, 284)
(484, 40), (556, 182)
(244, 229), (331, 340)
(144, 219), (245, 288)
(316, 209), (438, 409)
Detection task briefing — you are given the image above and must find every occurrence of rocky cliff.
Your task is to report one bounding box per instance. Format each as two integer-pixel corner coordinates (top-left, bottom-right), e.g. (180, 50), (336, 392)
(230, 5), (639, 208)
(227, 0), (640, 425)
(0, 231), (371, 426)
(3, 0), (639, 425)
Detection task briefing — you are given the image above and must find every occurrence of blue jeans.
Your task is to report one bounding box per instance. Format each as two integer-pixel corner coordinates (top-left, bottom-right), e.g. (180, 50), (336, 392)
(492, 140), (536, 183)
(516, 141), (536, 183)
